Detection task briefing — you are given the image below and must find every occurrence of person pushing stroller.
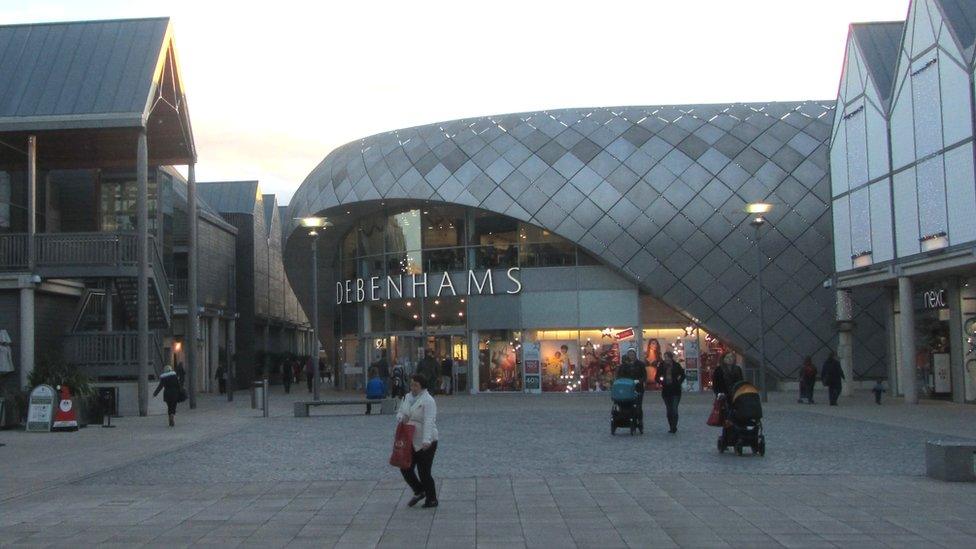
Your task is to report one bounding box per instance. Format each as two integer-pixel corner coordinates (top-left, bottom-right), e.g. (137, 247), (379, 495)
(611, 349), (646, 435)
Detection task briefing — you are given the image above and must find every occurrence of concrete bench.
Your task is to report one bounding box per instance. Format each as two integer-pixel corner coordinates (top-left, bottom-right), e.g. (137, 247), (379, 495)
(294, 398), (396, 417)
(926, 440), (976, 482)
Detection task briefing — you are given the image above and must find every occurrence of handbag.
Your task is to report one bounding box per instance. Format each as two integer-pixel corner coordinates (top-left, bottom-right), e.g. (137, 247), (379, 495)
(389, 422), (416, 469)
(706, 395), (724, 427)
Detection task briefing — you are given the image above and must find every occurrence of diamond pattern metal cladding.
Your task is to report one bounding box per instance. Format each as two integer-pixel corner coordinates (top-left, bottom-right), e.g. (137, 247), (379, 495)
(286, 102), (885, 379)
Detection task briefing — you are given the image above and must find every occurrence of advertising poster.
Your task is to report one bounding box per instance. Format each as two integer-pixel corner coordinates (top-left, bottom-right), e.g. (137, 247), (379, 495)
(487, 341), (520, 392)
(522, 341), (541, 394)
(933, 353), (951, 393)
(582, 340), (619, 391)
(540, 340), (580, 392)
(683, 337), (701, 392)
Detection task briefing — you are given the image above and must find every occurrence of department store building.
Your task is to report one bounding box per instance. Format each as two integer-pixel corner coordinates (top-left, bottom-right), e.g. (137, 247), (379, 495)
(285, 102), (887, 393)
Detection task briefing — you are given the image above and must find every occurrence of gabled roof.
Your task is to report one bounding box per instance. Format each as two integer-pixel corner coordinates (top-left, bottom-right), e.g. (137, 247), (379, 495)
(197, 181), (261, 215)
(262, 194), (277, 237)
(0, 17), (169, 129)
(936, 0), (976, 62)
(851, 22), (904, 106)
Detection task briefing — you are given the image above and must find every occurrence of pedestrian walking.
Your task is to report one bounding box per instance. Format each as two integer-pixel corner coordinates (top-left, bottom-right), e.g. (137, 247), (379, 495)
(281, 361), (292, 394)
(440, 355), (454, 395)
(175, 361), (186, 386)
(153, 364), (183, 427)
(391, 361), (407, 400)
(215, 364), (226, 394)
(305, 356), (315, 393)
(872, 380), (885, 405)
(366, 367), (386, 414)
(821, 351), (845, 406)
(615, 348), (646, 426)
(655, 351), (686, 433)
(712, 352), (744, 396)
(799, 356), (817, 404)
(419, 349), (439, 389)
(397, 374), (439, 509)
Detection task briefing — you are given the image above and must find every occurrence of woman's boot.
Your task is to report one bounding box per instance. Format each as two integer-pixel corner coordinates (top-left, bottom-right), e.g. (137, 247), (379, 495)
(168, 414), (175, 427)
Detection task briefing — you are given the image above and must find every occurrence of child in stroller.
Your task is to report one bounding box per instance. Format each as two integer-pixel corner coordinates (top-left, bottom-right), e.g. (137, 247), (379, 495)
(717, 380), (765, 455)
(610, 378), (644, 435)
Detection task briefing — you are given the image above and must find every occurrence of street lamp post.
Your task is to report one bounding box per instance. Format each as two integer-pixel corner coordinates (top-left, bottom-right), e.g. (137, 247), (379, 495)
(746, 203), (772, 403)
(300, 216), (329, 401)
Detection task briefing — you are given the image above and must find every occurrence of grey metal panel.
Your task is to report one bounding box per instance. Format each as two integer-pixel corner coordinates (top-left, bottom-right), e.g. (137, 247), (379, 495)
(284, 101), (881, 379)
(578, 289), (638, 327)
(937, 0), (976, 60)
(520, 291), (579, 328)
(851, 22), (903, 105)
(467, 294), (520, 330)
(198, 181), (260, 215)
(521, 267), (577, 292)
(0, 17), (168, 125)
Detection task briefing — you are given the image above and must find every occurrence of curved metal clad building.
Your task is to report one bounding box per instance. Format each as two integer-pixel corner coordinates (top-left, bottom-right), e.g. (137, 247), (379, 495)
(285, 102), (886, 390)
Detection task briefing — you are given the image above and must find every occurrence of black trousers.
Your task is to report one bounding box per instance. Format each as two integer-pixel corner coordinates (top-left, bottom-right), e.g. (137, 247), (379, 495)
(306, 373), (313, 392)
(662, 393), (681, 430)
(165, 400), (177, 415)
(828, 384), (841, 405)
(400, 441), (438, 501)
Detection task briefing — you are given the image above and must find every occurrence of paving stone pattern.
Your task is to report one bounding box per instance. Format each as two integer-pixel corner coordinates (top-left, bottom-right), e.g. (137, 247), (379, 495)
(2, 389), (976, 548)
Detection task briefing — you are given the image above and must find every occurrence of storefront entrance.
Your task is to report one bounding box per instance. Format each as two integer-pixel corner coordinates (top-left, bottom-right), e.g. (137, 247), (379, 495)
(366, 332), (468, 394)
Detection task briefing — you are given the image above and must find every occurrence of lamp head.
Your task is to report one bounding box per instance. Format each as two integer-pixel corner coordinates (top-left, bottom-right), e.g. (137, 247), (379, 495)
(749, 216), (766, 228)
(299, 216), (328, 229)
(744, 202), (773, 215)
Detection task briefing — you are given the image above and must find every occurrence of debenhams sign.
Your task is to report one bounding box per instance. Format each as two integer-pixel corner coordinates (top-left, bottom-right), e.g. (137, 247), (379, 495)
(337, 268), (522, 304)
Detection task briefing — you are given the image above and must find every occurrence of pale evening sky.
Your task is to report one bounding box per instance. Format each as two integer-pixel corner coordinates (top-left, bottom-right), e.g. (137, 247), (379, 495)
(4, 0), (908, 204)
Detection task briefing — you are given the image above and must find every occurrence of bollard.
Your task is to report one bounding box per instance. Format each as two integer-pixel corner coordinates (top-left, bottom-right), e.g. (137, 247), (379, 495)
(262, 379), (269, 418)
(250, 383), (257, 409)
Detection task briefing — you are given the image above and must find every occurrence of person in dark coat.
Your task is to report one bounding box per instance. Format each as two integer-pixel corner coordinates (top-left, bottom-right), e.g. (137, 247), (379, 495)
(821, 351), (845, 406)
(440, 356), (454, 395)
(281, 361), (292, 394)
(419, 349), (440, 389)
(215, 365), (226, 394)
(615, 348), (646, 424)
(712, 352), (744, 396)
(655, 351), (686, 433)
(799, 356), (817, 404)
(371, 351), (390, 396)
(153, 364), (182, 427)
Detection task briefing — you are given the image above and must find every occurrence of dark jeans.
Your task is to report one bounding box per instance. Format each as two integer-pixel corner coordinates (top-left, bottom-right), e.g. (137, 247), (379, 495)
(662, 393), (681, 431)
(165, 400), (177, 415)
(366, 397), (382, 414)
(306, 373), (314, 392)
(400, 441), (438, 501)
(828, 384), (841, 405)
(873, 390), (882, 404)
(799, 381), (814, 402)
(218, 379), (226, 394)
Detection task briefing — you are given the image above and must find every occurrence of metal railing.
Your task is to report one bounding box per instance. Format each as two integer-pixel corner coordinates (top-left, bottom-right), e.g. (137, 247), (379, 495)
(0, 233), (28, 271)
(64, 331), (164, 376)
(149, 237), (170, 316)
(36, 232), (139, 267)
(171, 278), (188, 304)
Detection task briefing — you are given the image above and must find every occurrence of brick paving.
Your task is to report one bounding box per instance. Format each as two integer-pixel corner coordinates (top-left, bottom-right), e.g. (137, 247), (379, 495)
(2, 387), (976, 548)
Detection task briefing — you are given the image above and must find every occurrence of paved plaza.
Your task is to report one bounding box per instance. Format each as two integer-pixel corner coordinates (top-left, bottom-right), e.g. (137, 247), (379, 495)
(2, 388), (976, 548)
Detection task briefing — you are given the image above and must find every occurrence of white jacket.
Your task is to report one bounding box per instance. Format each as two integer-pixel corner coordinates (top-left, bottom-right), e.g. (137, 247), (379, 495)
(396, 390), (438, 451)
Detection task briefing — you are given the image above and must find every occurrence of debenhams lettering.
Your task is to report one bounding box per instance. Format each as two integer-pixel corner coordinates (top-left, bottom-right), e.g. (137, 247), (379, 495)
(336, 268), (522, 305)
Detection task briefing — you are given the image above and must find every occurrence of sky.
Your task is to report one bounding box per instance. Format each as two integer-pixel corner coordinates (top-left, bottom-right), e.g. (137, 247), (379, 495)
(4, 0), (909, 204)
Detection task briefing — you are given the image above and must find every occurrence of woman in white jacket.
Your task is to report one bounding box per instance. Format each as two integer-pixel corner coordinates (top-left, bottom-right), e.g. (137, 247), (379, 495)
(396, 373), (439, 508)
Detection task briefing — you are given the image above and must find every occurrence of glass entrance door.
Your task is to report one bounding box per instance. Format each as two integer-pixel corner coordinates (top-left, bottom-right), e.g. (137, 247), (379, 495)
(423, 333), (467, 394)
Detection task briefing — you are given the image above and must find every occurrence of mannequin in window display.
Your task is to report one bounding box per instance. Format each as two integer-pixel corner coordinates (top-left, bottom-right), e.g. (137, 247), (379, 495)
(559, 344), (572, 377)
(645, 339), (661, 389)
(582, 341), (599, 390)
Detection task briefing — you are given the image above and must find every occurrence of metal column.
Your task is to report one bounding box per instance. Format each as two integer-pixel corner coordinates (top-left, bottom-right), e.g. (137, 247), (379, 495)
(19, 287), (34, 390)
(136, 129), (149, 416)
(311, 232), (320, 401)
(228, 318), (236, 402)
(836, 290), (855, 397)
(20, 136), (37, 389)
(210, 315), (219, 394)
(754, 223), (768, 403)
(187, 163), (198, 408)
(898, 277), (918, 404)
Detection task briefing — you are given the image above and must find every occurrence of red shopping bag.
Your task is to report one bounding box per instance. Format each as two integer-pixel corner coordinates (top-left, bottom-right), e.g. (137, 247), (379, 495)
(706, 395), (725, 427)
(389, 422), (416, 469)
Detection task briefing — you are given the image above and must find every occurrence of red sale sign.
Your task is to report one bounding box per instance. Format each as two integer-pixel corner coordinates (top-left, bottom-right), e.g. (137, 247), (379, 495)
(613, 328), (635, 340)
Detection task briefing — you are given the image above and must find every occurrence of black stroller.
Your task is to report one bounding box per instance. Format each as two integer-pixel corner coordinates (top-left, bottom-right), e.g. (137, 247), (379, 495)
(610, 378), (644, 435)
(717, 380), (765, 456)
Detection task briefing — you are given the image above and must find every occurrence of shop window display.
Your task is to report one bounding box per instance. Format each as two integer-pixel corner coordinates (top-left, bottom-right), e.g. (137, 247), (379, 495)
(539, 339), (581, 392)
(479, 331), (521, 392)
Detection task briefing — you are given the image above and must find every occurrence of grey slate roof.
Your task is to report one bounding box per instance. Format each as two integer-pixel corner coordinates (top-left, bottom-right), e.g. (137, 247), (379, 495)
(937, 0), (976, 61)
(0, 17), (170, 130)
(262, 194), (277, 237)
(197, 181), (261, 216)
(851, 22), (903, 105)
(166, 170), (236, 233)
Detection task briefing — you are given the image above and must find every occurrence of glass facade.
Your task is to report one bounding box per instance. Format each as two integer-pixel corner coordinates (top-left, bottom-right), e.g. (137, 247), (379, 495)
(334, 205), (736, 395)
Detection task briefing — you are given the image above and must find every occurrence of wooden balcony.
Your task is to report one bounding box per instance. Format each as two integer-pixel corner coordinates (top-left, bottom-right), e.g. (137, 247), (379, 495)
(0, 231), (170, 327)
(64, 331), (165, 380)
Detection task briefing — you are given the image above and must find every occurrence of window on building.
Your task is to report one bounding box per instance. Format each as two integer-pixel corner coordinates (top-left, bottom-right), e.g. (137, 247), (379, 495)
(472, 212), (518, 269)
